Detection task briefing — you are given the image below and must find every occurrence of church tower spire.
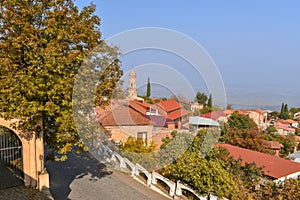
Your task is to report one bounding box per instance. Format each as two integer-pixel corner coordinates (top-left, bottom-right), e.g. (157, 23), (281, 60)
(127, 67), (137, 99)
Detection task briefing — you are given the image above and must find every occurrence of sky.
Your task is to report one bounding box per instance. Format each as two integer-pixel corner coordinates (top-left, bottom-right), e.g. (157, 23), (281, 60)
(75, 0), (300, 109)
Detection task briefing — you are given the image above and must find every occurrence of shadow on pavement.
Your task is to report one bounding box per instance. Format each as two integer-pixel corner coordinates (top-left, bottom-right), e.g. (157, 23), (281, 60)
(0, 162), (23, 190)
(46, 150), (112, 200)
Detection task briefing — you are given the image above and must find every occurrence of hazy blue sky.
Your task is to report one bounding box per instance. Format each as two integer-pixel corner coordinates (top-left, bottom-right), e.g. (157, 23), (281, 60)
(75, 1), (300, 109)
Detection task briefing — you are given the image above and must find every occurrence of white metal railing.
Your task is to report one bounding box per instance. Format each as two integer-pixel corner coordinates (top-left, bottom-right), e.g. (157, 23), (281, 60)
(98, 142), (222, 199)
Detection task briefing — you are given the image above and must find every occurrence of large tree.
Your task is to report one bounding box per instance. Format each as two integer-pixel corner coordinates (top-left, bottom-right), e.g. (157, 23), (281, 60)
(223, 112), (271, 154)
(195, 92), (208, 105)
(0, 1), (122, 160)
(162, 130), (241, 198)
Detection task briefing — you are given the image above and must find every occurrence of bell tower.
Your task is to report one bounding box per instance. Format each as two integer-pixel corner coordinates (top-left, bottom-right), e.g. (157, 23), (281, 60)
(127, 67), (137, 99)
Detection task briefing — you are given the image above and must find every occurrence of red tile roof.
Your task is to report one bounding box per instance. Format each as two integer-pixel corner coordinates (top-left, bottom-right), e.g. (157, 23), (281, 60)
(156, 99), (183, 113)
(225, 109), (264, 115)
(96, 102), (153, 126)
(274, 122), (295, 132)
(279, 119), (297, 125)
(216, 143), (300, 179)
(167, 108), (190, 121)
(135, 100), (152, 108)
(200, 111), (227, 121)
(225, 109), (247, 115)
(129, 101), (148, 115)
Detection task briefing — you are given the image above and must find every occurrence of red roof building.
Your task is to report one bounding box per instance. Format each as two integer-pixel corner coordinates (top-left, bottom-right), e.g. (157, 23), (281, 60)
(217, 143), (300, 182)
(95, 101), (155, 145)
(97, 103), (153, 126)
(156, 99), (183, 113)
(266, 141), (284, 157)
(200, 111), (227, 122)
(274, 121), (295, 135)
(155, 99), (190, 126)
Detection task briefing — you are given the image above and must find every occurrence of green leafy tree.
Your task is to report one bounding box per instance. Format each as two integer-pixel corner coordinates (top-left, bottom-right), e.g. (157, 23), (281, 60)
(200, 106), (212, 114)
(266, 126), (277, 133)
(256, 177), (300, 200)
(227, 112), (257, 131)
(263, 132), (296, 157)
(159, 131), (194, 167)
(268, 111), (279, 120)
(162, 130), (241, 198)
(119, 136), (156, 153)
(226, 104), (233, 110)
(195, 92), (208, 106)
(0, 1), (122, 160)
(146, 77), (151, 98)
(116, 136), (159, 170)
(290, 107), (299, 115)
(163, 152), (240, 198)
(223, 112), (271, 154)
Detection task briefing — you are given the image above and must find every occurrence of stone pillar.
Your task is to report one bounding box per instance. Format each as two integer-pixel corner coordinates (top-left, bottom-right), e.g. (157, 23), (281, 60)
(177, 121), (182, 129)
(29, 135), (38, 187)
(21, 139), (32, 187)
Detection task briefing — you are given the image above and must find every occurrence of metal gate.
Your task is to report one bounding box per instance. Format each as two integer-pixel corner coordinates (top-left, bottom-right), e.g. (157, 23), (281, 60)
(0, 126), (23, 189)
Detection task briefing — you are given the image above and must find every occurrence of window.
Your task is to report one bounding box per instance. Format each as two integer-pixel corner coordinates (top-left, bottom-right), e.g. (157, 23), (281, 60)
(137, 132), (147, 146)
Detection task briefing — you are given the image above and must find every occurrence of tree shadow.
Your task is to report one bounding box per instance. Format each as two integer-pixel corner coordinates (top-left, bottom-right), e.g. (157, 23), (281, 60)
(0, 162), (23, 190)
(46, 150), (112, 200)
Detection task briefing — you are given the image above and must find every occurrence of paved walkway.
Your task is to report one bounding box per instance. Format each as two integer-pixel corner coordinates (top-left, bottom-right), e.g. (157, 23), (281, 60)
(0, 162), (23, 189)
(1, 150), (170, 200)
(46, 151), (170, 200)
(0, 186), (51, 200)
(0, 162), (51, 199)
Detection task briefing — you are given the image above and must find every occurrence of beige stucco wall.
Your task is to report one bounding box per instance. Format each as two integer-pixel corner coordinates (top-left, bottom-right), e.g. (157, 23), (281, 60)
(104, 125), (154, 145)
(248, 111), (266, 130)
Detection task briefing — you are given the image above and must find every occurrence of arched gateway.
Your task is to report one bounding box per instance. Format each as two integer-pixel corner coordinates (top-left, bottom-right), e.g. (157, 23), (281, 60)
(0, 117), (49, 190)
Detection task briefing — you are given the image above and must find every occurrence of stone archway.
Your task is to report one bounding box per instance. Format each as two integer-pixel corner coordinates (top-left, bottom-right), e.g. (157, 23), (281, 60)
(0, 117), (49, 190)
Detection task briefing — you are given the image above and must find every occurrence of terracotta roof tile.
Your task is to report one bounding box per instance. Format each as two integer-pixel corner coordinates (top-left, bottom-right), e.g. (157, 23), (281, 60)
(129, 101), (148, 115)
(135, 101), (152, 108)
(200, 111), (227, 121)
(96, 102), (153, 126)
(274, 122), (295, 132)
(280, 119), (297, 125)
(156, 99), (183, 113)
(225, 109), (263, 115)
(167, 108), (190, 120)
(217, 143), (300, 179)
